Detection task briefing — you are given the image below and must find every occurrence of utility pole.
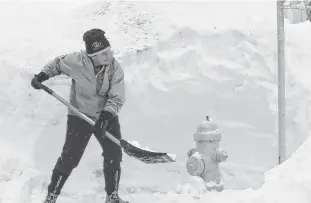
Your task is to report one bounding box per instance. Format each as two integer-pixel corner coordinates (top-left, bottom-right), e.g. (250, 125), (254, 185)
(277, 0), (286, 164)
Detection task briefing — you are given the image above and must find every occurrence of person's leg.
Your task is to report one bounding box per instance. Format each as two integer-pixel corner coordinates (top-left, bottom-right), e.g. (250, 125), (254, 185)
(44, 115), (93, 203)
(94, 116), (127, 203)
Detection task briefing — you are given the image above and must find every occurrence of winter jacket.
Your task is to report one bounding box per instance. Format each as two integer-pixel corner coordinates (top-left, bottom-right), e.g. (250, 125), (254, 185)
(41, 50), (125, 120)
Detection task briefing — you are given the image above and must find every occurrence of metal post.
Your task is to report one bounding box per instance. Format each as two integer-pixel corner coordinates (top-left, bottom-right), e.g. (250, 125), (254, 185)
(277, 0), (286, 164)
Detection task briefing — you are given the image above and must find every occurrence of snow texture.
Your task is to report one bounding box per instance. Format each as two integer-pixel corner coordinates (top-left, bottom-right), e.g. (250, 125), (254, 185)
(0, 0), (311, 203)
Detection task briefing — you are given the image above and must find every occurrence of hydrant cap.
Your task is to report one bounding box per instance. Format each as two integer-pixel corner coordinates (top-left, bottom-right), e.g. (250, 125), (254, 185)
(194, 116), (222, 141)
(196, 116), (218, 133)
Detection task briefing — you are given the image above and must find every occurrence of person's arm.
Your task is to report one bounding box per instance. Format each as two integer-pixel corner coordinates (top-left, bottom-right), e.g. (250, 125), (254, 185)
(31, 52), (81, 89)
(41, 52), (81, 78)
(103, 59), (126, 117)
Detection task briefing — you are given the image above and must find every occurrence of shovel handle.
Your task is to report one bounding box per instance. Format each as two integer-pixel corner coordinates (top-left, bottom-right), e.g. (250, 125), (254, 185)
(33, 79), (121, 147)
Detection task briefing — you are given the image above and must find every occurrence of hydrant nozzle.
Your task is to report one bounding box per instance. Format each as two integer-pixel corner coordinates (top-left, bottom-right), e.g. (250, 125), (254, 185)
(186, 153), (205, 176)
(215, 149), (228, 163)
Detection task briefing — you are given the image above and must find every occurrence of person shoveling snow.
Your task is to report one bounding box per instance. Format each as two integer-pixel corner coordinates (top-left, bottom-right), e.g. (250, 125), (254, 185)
(31, 28), (176, 203)
(31, 28), (130, 203)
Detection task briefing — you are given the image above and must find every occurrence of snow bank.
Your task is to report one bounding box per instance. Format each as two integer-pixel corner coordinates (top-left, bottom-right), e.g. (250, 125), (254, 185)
(0, 1), (311, 203)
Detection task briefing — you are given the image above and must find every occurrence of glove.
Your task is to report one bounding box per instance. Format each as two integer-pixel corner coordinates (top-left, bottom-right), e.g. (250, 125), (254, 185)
(31, 72), (49, 89)
(94, 110), (114, 134)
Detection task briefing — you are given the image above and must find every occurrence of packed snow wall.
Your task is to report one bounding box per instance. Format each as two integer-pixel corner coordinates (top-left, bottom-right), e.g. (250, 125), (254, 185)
(0, 1), (311, 202)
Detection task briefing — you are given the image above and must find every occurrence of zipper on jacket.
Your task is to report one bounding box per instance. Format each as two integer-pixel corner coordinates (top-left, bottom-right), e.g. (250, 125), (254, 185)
(96, 65), (108, 94)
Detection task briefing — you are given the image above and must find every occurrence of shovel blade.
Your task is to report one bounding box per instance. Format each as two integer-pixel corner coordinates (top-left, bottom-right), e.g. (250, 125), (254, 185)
(120, 140), (176, 164)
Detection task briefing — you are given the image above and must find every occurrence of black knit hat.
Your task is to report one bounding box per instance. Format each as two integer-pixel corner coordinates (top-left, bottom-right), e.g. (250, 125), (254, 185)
(83, 28), (110, 55)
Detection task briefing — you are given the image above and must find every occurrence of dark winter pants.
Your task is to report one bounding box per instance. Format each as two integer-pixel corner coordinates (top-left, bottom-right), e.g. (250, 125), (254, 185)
(48, 114), (123, 196)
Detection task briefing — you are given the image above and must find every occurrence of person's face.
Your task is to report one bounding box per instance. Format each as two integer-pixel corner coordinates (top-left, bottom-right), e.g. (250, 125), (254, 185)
(89, 48), (113, 66)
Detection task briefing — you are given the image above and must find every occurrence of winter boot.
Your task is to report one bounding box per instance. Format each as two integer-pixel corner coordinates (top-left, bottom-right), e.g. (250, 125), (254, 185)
(104, 159), (128, 203)
(105, 191), (129, 203)
(44, 169), (69, 203)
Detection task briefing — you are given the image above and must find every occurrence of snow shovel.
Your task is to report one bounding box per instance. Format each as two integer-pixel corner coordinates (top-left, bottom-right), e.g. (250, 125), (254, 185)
(33, 80), (176, 164)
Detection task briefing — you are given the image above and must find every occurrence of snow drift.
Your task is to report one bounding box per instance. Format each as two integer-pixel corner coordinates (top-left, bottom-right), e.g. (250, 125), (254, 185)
(0, 1), (311, 203)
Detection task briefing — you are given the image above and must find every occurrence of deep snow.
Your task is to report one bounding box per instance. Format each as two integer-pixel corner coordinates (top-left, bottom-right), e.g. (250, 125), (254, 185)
(0, 1), (311, 203)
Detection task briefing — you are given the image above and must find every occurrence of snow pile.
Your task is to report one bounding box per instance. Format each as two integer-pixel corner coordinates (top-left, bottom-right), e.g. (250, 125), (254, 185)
(0, 1), (311, 203)
(129, 140), (156, 152)
(176, 176), (208, 197)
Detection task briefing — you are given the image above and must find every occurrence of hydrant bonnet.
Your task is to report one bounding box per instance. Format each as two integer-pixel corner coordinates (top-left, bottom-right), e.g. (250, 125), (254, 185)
(193, 116), (222, 142)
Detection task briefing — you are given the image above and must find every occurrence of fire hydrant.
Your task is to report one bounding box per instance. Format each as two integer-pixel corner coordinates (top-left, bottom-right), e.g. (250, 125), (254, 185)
(186, 116), (228, 192)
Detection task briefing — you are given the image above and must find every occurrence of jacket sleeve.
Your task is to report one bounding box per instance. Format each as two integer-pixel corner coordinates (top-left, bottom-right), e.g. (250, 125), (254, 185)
(103, 60), (126, 116)
(41, 52), (81, 78)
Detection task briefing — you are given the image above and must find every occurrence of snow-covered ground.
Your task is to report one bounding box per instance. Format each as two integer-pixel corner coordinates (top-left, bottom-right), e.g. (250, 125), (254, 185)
(0, 1), (311, 203)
